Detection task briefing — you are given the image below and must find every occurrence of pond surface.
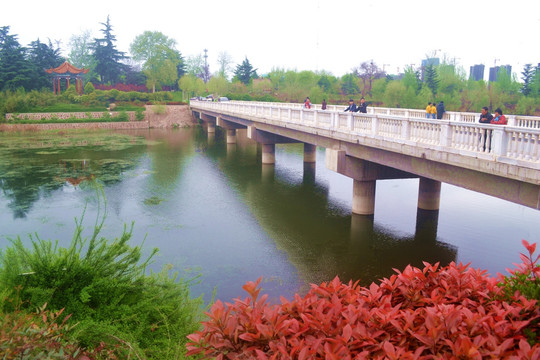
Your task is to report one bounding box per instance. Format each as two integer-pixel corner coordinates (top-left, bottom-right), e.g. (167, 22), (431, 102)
(1, 128), (539, 303)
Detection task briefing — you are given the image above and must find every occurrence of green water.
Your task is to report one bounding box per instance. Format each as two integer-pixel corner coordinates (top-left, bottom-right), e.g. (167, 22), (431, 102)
(1, 127), (539, 303)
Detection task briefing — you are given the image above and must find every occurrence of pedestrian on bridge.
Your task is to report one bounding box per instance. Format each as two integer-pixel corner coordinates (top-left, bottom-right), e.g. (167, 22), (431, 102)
(436, 101), (446, 119)
(304, 97), (311, 109)
(322, 99), (327, 110)
(357, 97), (368, 113)
(426, 102), (432, 118)
(491, 108), (507, 125)
(479, 107), (494, 151)
(344, 99), (357, 112)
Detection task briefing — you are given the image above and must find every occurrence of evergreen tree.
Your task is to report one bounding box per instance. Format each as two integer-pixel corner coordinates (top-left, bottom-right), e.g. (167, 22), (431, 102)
(521, 63), (534, 96)
(26, 39), (64, 90)
(424, 64), (439, 95)
(92, 16), (126, 84)
(0, 26), (33, 90)
(340, 73), (359, 95)
(234, 57), (257, 85)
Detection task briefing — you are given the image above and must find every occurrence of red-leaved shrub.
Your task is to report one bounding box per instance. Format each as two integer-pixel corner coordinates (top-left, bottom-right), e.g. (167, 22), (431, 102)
(187, 241), (540, 359)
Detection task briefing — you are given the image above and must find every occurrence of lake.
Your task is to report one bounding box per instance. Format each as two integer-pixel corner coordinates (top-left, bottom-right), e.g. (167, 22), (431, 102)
(1, 127), (539, 303)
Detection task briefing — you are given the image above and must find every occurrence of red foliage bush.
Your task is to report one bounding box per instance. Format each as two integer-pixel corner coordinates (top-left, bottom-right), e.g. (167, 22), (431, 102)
(187, 242), (540, 359)
(94, 84), (148, 92)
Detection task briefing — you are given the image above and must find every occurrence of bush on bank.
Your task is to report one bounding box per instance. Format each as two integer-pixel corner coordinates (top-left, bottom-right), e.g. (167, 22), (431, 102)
(0, 186), (204, 359)
(187, 240), (540, 359)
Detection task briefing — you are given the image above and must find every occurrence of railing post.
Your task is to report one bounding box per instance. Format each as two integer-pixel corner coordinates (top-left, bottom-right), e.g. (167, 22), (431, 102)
(347, 113), (353, 130)
(440, 123), (452, 147)
(491, 128), (509, 156)
(371, 115), (379, 136)
(288, 108), (292, 121)
(314, 110), (318, 127)
(300, 109), (304, 122)
(401, 118), (411, 140)
(507, 115), (516, 127)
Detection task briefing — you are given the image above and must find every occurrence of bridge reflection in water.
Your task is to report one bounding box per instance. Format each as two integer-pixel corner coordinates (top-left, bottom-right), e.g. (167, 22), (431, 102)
(203, 127), (456, 293)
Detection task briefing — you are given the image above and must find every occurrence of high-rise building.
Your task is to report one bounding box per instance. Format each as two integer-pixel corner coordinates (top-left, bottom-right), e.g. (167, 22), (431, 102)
(469, 64), (485, 81)
(489, 65), (512, 82)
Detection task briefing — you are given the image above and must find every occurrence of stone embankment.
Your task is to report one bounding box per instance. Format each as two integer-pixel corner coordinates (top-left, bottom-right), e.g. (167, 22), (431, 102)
(1, 105), (196, 132)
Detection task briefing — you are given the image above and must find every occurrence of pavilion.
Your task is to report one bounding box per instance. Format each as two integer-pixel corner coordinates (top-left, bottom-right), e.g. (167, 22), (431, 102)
(45, 61), (89, 95)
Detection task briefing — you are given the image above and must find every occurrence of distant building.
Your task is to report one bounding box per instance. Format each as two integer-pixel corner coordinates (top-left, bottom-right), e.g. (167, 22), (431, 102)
(421, 58), (440, 67)
(469, 64), (485, 81)
(420, 58), (440, 81)
(489, 65), (512, 82)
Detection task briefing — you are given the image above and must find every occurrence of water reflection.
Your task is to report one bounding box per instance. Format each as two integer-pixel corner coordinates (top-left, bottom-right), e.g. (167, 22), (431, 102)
(1, 127), (538, 304)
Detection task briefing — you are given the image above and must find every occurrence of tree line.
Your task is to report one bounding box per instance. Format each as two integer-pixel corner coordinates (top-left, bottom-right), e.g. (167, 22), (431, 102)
(1, 17), (539, 115)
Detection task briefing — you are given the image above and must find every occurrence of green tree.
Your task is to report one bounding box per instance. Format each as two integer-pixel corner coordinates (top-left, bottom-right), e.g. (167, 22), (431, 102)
(207, 75), (229, 97)
(424, 64), (439, 95)
(216, 51), (233, 80)
(340, 73), (359, 96)
(0, 26), (33, 91)
(92, 16), (126, 85)
(233, 57), (257, 85)
(178, 74), (205, 98)
(68, 30), (97, 83)
(26, 39), (63, 90)
(130, 31), (182, 92)
(521, 64), (534, 96)
(402, 66), (422, 94)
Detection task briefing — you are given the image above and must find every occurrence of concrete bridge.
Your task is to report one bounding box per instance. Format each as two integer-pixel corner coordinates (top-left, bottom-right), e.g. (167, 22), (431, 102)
(190, 100), (540, 215)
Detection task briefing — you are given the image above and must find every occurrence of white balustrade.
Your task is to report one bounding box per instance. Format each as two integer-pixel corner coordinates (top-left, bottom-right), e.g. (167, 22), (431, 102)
(191, 100), (540, 165)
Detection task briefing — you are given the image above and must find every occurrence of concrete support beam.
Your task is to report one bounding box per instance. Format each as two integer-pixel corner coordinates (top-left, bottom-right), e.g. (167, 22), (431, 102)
(418, 177), (441, 210)
(262, 144), (275, 164)
(207, 122), (215, 133)
(227, 129), (236, 144)
(353, 180), (376, 215)
(304, 143), (317, 163)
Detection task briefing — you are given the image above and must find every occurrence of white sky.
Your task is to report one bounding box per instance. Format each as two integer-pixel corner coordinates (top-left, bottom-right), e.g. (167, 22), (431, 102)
(2, 0), (539, 80)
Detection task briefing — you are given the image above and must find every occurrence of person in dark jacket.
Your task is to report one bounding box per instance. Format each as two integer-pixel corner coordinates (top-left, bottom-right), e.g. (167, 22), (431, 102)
(344, 99), (357, 112)
(479, 106), (493, 123)
(321, 99), (327, 110)
(436, 101), (445, 119)
(479, 107), (493, 151)
(357, 97), (368, 113)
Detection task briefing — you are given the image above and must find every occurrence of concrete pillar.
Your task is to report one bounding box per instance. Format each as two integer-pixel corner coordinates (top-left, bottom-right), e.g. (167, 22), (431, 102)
(304, 143), (317, 163)
(207, 122), (215, 133)
(207, 131), (215, 143)
(227, 129), (236, 144)
(261, 144), (275, 164)
(418, 177), (441, 210)
(352, 180), (376, 215)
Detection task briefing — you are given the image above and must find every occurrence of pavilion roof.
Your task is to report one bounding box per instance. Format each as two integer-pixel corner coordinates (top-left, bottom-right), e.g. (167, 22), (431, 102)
(45, 61), (89, 75)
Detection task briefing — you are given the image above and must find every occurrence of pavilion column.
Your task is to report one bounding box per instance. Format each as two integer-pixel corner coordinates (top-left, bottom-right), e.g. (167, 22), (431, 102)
(76, 78), (79, 94)
(57, 78), (61, 94)
(53, 78), (56, 94)
(67, 78), (70, 89)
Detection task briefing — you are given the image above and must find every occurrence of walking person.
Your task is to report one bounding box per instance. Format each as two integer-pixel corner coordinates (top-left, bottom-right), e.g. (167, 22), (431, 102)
(321, 99), (327, 110)
(426, 102), (432, 118)
(436, 101), (445, 120)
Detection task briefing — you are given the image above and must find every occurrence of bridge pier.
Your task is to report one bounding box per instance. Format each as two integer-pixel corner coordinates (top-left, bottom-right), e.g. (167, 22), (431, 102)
(262, 144), (276, 164)
(353, 180), (376, 215)
(418, 177), (441, 210)
(304, 143), (317, 163)
(227, 129), (236, 144)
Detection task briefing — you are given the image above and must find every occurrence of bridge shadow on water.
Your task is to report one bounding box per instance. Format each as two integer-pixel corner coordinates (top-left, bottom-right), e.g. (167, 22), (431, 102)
(198, 127), (456, 294)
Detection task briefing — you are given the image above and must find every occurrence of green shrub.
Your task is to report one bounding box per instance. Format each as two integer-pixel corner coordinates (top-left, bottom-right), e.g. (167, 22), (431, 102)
(0, 184), (204, 359)
(152, 104), (166, 115)
(84, 82), (95, 94)
(135, 108), (145, 121)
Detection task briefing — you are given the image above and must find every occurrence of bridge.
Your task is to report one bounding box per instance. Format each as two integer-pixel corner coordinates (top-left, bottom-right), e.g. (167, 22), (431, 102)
(190, 100), (540, 215)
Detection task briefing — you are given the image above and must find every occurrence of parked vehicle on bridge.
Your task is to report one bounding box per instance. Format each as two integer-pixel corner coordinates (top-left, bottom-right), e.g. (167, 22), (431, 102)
(218, 97), (229, 102)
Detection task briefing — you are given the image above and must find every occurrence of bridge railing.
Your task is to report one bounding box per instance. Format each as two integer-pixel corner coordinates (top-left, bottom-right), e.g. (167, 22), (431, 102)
(226, 100), (540, 129)
(192, 101), (540, 165)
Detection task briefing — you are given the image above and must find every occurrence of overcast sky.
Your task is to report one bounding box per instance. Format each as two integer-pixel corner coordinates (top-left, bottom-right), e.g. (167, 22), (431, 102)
(2, 0), (539, 80)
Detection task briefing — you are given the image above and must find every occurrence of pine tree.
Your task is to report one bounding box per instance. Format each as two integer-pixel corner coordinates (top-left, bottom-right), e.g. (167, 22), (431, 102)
(521, 64), (534, 96)
(92, 16), (126, 85)
(27, 39), (64, 90)
(0, 26), (33, 90)
(234, 57), (258, 85)
(424, 64), (440, 95)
